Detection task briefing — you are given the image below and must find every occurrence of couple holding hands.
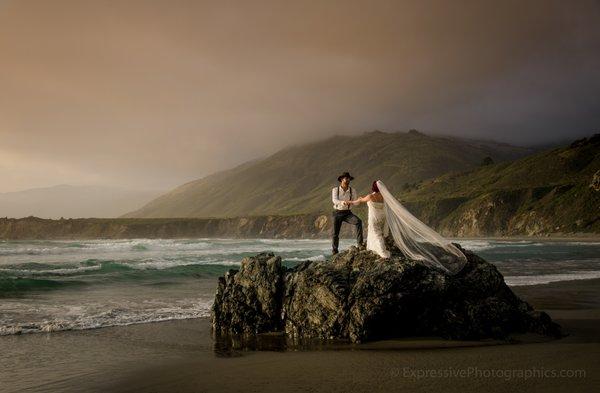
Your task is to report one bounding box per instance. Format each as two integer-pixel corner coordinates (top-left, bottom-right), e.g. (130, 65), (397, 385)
(330, 171), (466, 275)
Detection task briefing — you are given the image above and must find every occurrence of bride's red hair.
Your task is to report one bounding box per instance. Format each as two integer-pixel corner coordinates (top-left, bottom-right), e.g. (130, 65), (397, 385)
(372, 181), (379, 193)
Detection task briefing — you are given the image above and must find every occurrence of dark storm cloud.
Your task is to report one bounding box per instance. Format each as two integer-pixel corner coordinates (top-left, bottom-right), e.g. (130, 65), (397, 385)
(0, 0), (598, 191)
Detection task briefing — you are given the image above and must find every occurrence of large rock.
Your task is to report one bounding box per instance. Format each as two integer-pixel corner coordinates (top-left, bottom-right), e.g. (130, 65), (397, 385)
(211, 245), (562, 343)
(212, 253), (286, 334)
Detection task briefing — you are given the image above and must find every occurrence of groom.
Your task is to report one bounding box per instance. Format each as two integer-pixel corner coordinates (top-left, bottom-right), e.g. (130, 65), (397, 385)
(331, 172), (364, 255)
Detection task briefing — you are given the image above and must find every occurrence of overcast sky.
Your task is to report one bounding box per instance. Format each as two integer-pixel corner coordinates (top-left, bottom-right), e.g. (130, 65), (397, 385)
(1, 0), (599, 193)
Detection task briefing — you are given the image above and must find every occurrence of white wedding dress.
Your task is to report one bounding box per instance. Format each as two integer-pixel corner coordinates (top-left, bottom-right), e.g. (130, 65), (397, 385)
(366, 201), (391, 258)
(366, 180), (467, 274)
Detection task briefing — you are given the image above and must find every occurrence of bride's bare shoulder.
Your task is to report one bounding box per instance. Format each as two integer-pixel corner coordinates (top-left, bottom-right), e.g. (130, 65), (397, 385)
(371, 192), (384, 203)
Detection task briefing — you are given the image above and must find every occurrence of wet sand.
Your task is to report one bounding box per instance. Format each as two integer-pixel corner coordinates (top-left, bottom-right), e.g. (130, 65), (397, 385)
(1, 279), (599, 393)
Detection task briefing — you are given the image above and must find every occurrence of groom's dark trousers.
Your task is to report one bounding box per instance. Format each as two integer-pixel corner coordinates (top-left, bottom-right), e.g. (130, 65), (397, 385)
(332, 209), (363, 254)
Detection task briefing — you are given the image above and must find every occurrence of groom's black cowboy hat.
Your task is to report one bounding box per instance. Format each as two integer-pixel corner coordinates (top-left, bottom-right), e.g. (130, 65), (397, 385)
(337, 172), (354, 182)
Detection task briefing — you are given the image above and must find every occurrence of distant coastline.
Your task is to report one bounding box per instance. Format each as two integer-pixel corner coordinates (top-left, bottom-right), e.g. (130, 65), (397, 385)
(1, 216), (598, 241)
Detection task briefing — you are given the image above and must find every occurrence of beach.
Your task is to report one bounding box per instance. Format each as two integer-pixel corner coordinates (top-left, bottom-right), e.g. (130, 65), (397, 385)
(2, 1), (598, 391)
(1, 276), (598, 393)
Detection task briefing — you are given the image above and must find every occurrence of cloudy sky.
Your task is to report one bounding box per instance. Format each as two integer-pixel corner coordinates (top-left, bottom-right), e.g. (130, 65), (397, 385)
(1, 0), (599, 193)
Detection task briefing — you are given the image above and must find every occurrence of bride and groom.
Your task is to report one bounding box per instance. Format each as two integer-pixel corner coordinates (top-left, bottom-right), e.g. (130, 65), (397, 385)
(331, 171), (466, 274)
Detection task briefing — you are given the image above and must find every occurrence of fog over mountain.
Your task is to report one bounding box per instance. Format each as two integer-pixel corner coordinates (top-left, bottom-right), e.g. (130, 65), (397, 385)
(1, 0), (599, 193)
(0, 185), (163, 219)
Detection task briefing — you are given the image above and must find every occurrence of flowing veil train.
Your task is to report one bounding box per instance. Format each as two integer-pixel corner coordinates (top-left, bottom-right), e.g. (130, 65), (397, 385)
(376, 180), (467, 274)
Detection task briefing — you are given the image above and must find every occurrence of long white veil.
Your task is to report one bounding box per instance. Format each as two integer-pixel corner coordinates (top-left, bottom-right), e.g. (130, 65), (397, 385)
(376, 180), (467, 274)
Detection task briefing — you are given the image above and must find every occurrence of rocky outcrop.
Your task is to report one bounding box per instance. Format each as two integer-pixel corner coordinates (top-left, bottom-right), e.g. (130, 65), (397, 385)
(0, 215), (352, 240)
(2, 212), (598, 241)
(211, 253), (287, 334)
(212, 244), (562, 343)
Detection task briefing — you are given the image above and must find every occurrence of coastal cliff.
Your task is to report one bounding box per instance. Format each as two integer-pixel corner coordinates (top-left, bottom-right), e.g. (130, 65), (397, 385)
(1, 211), (598, 240)
(211, 243), (563, 343)
(0, 215), (339, 240)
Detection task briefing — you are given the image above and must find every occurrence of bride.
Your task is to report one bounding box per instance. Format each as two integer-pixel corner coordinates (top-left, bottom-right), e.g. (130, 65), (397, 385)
(348, 180), (467, 274)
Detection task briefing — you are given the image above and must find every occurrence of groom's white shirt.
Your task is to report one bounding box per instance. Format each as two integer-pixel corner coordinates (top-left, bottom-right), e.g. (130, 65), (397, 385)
(332, 186), (356, 211)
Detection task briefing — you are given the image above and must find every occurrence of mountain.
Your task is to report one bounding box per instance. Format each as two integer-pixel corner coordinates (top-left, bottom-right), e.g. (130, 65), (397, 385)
(0, 185), (164, 219)
(399, 134), (600, 236)
(123, 130), (532, 218)
(2, 133), (598, 239)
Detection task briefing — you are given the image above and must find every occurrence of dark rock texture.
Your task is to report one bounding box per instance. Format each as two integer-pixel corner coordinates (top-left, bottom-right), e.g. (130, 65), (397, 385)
(212, 244), (563, 343)
(212, 253), (286, 334)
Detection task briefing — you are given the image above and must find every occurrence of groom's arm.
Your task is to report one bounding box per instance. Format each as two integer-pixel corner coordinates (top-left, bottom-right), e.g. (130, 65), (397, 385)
(332, 187), (342, 206)
(350, 192), (372, 205)
(332, 187), (350, 207)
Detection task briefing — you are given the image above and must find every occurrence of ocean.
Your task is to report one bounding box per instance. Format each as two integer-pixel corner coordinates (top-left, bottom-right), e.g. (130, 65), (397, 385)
(1, 238), (599, 335)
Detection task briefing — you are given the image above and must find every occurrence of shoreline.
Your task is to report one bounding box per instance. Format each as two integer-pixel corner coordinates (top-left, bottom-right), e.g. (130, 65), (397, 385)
(2, 277), (599, 392)
(1, 216), (598, 241)
(107, 276), (600, 393)
(1, 277), (599, 339)
(2, 235), (599, 242)
(454, 235), (600, 242)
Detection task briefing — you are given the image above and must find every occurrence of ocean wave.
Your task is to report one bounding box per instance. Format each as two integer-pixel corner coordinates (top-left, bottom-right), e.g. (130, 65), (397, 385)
(131, 259), (241, 270)
(0, 239), (215, 256)
(284, 254), (326, 262)
(457, 240), (550, 251)
(0, 274), (86, 294)
(0, 264), (102, 276)
(0, 302), (212, 336)
(505, 271), (600, 286)
(0, 259), (240, 293)
(566, 241), (600, 246)
(456, 240), (496, 251)
(0, 240), (334, 263)
(2, 254), (324, 278)
(2, 257), (241, 275)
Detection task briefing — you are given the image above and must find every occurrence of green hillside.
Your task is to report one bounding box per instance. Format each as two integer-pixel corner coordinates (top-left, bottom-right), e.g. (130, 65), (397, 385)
(123, 130), (531, 218)
(398, 134), (600, 236)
